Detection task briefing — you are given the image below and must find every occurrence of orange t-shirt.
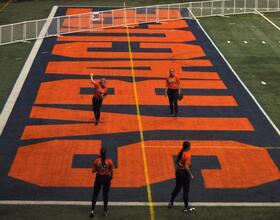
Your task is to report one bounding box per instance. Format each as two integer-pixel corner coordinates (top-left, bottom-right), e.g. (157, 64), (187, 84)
(93, 158), (114, 176)
(177, 151), (191, 170)
(166, 76), (180, 89)
(94, 83), (108, 99)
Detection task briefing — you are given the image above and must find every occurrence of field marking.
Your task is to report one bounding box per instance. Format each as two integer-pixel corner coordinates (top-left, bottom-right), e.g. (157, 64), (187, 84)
(0, 6), (58, 136)
(196, 15), (280, 136)
(255, 9), (280, 31)
(123, 2), (155, 220)
(144, 145), (280, 149)
(0, 0), (13, 13)
(0, 201), (280, 207)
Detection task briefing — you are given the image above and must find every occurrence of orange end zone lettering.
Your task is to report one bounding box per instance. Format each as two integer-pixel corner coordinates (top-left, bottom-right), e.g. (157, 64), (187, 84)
(51, 42), (205, 59)
(9, 140), (280, 188)
(34, 79), (227, 105)
(46, 60), (214, 78)
(57, 29), (196, 43)
(21, 107), (253, 140)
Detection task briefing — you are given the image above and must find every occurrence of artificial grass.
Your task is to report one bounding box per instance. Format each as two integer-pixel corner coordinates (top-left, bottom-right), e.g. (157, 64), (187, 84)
(264, 11), (280, 27)
(0, 41), (34, 112)
(199, 13), (280, 128)
(0, 205), (279, 220)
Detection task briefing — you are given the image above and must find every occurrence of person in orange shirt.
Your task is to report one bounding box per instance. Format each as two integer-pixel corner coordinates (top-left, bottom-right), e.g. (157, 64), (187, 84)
(165, 68), (181, 117)
(90, 74), (108, 125)
(168, 141), (195, 213)
(90, 148), (114, 217)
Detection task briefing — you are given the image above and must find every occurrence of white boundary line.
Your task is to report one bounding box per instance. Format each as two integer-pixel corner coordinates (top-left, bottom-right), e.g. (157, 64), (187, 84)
(194, 14), (280, 136)
(0, 6), (58, 136)
(0, 201), (280, 206)
(254, 9), (280, 31)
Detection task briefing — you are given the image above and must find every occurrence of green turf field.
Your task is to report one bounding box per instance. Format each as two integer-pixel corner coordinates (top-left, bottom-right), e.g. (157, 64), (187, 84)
(0, 0), (280, 220)
(0, 205), (280, 220)
(199, 12), (280, 127)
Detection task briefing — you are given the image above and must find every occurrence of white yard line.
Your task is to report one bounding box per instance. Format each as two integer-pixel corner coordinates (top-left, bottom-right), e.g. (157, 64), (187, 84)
(0, 6), (58, 136)
(194, 14), (280, 136)
(255, 9), (280, 31)
(0, 201), (280, 206)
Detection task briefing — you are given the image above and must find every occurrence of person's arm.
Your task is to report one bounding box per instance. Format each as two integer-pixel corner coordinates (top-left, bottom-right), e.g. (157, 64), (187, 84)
(102, 88), (108, 99)
(177, 77), (181, 95)
(184, 155), (194, 179)
(109, 160), (114, 180)
(90, 74), (96, 85)
(185, 164), (194, 179)
(92, 162), (97, 174)
(165, 78), (168, 96)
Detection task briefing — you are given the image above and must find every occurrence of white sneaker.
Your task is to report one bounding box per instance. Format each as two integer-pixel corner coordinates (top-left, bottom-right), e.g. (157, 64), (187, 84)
(89, 210), (95, 218)
(184, 207), (195, 213)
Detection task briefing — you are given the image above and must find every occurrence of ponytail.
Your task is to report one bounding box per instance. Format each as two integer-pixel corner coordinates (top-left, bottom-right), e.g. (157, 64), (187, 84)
(176, 148), (185, 164)
(177, 141), (190, 164)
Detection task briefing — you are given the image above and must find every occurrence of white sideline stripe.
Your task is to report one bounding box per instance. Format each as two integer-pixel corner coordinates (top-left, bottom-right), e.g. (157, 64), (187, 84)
(0, 201), (280, 206)
(196, 16), (280, 136)
(255, 9), (280, 31)
(0, 6), (58, 136)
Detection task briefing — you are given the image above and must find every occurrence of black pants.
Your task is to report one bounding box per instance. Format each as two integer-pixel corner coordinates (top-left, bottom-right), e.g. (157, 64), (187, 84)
(91, 175), (111, 211)
(92, 96), (103, 122)
(170, 169), (191, 208)
(167, 89), (179, 115)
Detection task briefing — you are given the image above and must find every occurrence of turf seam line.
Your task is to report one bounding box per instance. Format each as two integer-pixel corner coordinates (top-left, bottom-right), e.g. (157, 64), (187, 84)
(192, 12), (280, 136)
(123, 2), (155, 220)
(0, 6), (58, 136)
(254, 9), (280, 31)
(1, 201), (280, 206)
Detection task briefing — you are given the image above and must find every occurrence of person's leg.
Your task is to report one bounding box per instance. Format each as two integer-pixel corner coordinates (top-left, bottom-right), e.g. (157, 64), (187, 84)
(97, 99), (103, 121)
(167, 89), (174, 115)
(95, 99), (102, 125)
(173, 90), (179, 116)
(92, 97), (98, 121)
(182, 172), (191, 208)
(91, 176), (102, 211)
(102, 176), (111, 212)
(169, 170), (182, 205)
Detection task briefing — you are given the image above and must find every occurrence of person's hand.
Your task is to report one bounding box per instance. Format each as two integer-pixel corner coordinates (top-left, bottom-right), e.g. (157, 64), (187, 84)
(190, 174), (194, 179)
(164, 91), (167, 97)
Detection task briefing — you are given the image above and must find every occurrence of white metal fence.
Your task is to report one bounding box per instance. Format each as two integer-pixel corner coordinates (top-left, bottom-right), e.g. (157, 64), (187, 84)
(0, 0), (279, 45)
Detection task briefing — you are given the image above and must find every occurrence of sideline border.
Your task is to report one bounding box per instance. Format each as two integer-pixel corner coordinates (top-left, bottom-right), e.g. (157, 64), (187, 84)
(0, 6), (58, 136)
(0, 201), (280, 206)
(254, 9), (280, 31)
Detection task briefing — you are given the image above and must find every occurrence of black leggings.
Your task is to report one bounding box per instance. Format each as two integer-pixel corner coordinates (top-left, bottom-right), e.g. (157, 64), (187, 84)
(92, 96), (103, 122)
(170, 169), (191, 208)
(91, 175), (111, 211)
(167, 89), (179, 115)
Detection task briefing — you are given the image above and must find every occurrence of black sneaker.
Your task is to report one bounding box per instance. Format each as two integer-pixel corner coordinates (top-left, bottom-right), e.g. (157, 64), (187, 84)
(95, 121), (99, 126)
(168, 202), (173, 208)
(184, 207), (195, 213)
(103, 211), (108, 217)
(89, 210), (95, 218)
